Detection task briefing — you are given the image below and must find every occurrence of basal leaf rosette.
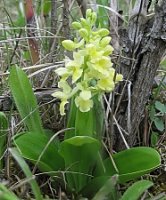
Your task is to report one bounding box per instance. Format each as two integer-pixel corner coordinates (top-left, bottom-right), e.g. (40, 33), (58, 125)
(52, 9), (123, 115)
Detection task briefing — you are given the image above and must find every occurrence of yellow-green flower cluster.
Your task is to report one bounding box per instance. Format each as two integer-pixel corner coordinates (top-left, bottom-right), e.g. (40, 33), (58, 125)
(52, 9), (123, 115)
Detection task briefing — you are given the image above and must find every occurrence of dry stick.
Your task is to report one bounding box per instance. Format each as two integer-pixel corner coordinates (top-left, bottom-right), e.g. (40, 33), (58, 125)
(104, 95), (130, 149)
(105, 93), (112, 152)
(0, 62), (64, 76)
(28, 63), (64, 78)
(8, 29), (22, 70)
(0, 36), (61, 44)
(5, 117), (15, 179)
(127, 81), (132, 133)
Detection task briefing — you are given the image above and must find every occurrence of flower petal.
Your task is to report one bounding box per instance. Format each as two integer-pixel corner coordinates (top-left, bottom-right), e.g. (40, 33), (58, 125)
(60, 100), (68, 115)
(75, 95), (93, 112)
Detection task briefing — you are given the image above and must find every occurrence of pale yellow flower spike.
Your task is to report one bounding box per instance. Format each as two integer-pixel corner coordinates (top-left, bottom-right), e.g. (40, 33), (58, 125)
(52, 9), (123, 115)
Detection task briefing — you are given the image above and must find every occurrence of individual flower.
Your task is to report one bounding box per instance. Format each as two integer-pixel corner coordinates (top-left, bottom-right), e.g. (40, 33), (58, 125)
(75, 90), (93, 112)
(89, 56), (113, 76)
(97, 77), (115, 91)
(66, 52), (84, 83)
(115, 74), (123, 83)
(52, 80), (74, 115)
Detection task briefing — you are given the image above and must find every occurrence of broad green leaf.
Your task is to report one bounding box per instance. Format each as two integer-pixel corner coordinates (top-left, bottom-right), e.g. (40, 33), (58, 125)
(120, 180), (153, 200)
(0, 184), (19, 200)
(9, 148), (43, 200)
(91, 175), (118, 200)
(95, 147), (161, 183)
(155, 101), (166, 114)
(154, 117), (164, 132)
(59, 136), (100, 192)
(14, 132), (64, 174)
(9, 66), (44, 134)
(0, 112), (8, 169)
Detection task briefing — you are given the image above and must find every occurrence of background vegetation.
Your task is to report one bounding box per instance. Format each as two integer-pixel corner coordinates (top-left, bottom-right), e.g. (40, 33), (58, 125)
(0, 0), (165, 199)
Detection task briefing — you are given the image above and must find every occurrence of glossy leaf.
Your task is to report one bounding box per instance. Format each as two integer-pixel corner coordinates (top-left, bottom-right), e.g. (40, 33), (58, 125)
(9, 66), (44, 134)
(95, 147), (161, 183)
(9, 148), (43, 200)
(0, 112), (8, 169)
(59, 136), (100, 192)
(120, 180), (153, 200)
(14, 132), (64, 174)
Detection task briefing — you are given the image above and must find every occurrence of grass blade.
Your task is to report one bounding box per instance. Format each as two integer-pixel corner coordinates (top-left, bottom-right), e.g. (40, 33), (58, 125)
(9, 148), (43, 200)
(0, 112), (8, 169)
(0, 184), (19, 200)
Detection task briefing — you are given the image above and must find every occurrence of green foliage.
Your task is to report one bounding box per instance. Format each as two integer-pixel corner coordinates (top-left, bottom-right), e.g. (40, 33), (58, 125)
(9, 66), (44, 134)
(66, 96), (104, 139)
(91, 175), (118, 200)
(150, 131), (160, 147)
(60, 136), (100, 192)
(14, 132), (64, 174)
(84, 177), (154, 200)
(96, 0), (109, 28)
(0, 112), (8, 169)
(0, 184), (19, 200)
(95, 147), (160, 183)
(148, 77), (166, 145)
(7, 10), (161, 199)
(149, 101), (166, 132)
(9, 148), (43, 200)
(120, 180), (153, 200)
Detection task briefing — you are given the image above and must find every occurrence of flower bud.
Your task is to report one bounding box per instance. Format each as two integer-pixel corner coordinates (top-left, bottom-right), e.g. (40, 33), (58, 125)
(91, 12), (97, 24)
(79, 28), (88, 39)
(100, 36), (112, 47)
(80, 18), (90, 29)
(86, 9), (92, 18)
(98, 28), (110, 37)
(115, 74), (123, 82)
(103, 45), (114, 56)
(72, 22), (82, 30)
(62, 40), (75, 51)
